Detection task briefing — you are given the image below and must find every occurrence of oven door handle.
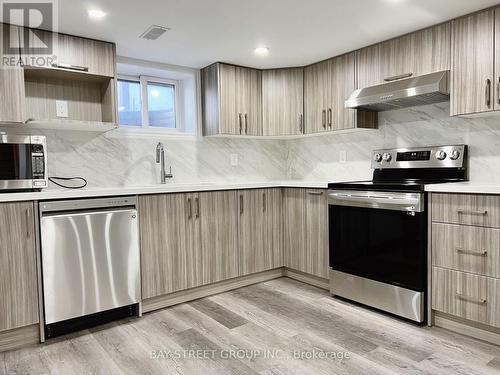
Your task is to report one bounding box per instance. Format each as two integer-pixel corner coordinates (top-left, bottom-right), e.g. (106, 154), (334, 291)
(328, 192), (424, 212)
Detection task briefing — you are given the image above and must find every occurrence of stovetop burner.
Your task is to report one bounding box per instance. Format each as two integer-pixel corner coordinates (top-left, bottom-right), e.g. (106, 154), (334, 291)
(329, 145), (468, 192)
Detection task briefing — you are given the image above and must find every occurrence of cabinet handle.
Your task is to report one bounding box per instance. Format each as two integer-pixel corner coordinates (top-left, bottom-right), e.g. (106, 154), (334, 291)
(384, 72), (413, 82)
(455, 293), (487, 305)
(238, 114), (243, 134)
(25, 208), (31, 238)
(195, 197), (200, 218)
(263, 193), (266, 212)
(328, 108), (332, 129)
(456, 248), (488, 257)
(307, 190), (324, 196)
(51, 62), (89, 72)
(240, 195), (244, 215)
(187, 198), (192, 219)
(245, 113), (248, 134)
(486, 79), (492, 108)
(457, 209), (488, 216)
(299, 114), (303, 133)
(322, 110), (326, 128)
(497, 77), (500, 105)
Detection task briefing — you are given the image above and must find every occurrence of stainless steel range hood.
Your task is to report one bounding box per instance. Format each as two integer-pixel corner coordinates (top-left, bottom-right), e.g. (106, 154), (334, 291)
(345, 70), (449, 112)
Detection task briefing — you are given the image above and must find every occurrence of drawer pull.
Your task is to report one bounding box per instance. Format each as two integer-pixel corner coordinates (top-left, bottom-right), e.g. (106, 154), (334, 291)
(307, 191), (324, 196)
(455, 293), (487, 305)
(457, 209), (488, 216)
(456, 248), (488, 257)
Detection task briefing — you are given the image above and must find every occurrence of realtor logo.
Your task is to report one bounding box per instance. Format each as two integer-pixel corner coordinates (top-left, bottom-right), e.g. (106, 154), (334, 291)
(1, 0), (57, 57)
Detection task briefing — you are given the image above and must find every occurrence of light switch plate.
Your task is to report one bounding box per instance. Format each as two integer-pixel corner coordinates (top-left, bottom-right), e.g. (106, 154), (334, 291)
(339, 150), (347, 163)
(56, 100), (68, 118)
(230, 153), (239, 167)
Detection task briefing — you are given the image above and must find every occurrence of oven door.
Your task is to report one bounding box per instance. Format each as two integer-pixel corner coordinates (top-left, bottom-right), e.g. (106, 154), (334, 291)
(328, 190), (427, 292)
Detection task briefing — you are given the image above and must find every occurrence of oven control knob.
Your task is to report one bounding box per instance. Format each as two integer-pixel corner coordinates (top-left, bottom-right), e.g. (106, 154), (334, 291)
(436, 150), (447, 160)
(382, 153), (392, 162)
(373, 153), (383, 163)
(449, 149), (461, 160)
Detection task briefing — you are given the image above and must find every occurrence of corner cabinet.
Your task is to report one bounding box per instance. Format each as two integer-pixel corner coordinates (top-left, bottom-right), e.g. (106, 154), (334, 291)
(450, 8), (500, 117)
(305, 53), (377, 134)
(0, 202), (38, 332)
(357, 22), (451, 88)
(262, 68), (304, 135)
(201, 63), (262, 136)
(0, 24), (25, 123)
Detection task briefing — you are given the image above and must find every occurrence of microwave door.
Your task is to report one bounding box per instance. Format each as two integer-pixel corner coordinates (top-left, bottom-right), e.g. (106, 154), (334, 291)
(0, 143), (34, 189)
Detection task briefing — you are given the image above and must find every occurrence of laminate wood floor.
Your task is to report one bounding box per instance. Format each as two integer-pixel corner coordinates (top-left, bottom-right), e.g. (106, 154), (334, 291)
(2, 277), (500, 375)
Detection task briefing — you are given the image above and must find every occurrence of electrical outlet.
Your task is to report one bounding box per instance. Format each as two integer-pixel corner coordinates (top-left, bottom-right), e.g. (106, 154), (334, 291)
(56, 100), (68, 118)
(230, 153), (239, 167)
(339, 150), (347, 163)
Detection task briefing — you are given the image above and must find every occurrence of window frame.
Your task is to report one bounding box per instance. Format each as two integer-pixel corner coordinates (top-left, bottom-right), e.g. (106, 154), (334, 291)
(117, 74), (183, 133)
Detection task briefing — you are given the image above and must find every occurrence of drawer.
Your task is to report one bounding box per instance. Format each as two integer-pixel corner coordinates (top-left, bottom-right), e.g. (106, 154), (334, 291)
(432, 223), (500, 278)
(432, 193), (500, 228)
(432, 267), (500, 328)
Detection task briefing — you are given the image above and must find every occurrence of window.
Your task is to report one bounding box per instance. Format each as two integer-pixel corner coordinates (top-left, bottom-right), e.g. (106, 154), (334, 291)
(117, 76), (179, 131)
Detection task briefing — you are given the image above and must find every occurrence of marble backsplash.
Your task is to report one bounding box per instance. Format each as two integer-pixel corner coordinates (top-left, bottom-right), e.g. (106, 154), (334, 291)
(286, 103), (500, 184)
(2, 102), (500, 188)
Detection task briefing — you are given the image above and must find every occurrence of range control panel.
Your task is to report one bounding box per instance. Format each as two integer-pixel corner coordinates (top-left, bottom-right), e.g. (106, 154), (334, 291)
(371, 145), (467, 169)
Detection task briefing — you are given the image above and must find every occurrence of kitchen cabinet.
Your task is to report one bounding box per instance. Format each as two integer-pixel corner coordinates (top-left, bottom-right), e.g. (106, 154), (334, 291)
(0, 202), (38, 332)
(305, 53), (377, 133)
(0, 24), (25, 123)
(202, 63), (262, 136)
(357, 22), (451, 89)
(238, 189), (282, 275)
(199, 191), (239, 284)
(139, 193), (202, 298)
(451, 9), (498, 116)
(262, 68), (304, 135)
(283, 188), (329, 279)
(20, 28), (115, 77)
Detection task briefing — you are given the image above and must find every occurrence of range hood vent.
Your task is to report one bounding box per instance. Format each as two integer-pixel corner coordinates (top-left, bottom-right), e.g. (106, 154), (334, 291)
(345, 70), (450, 112)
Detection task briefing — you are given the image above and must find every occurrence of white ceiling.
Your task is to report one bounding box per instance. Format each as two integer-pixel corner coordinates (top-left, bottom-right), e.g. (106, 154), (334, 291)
(56, 0), (500, 69)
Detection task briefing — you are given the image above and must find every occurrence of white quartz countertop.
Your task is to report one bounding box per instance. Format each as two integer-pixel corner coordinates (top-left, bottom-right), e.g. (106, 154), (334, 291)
(425, 182), (500, 195)
(0, 181), (330, 203)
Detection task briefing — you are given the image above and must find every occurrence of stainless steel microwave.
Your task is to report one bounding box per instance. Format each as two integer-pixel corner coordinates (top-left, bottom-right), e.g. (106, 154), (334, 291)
(0, 135), (48, 191)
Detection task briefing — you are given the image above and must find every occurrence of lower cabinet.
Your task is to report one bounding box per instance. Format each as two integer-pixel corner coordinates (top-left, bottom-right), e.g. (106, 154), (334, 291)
(139, 193), (203, 298)
(0, 202), (38, 332)
(283, 188), (329, 279)
(238, 189), (283, 275)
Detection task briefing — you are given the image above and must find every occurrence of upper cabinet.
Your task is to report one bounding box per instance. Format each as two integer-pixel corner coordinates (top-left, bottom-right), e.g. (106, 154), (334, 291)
(20, 28), (115, 77)
(0, 24), (25, 123)
(262, 68), (304, 135)
(305, 53), (377, 133)
(357, 22), (451, 88)
(451, 8), (500, 116)
(202, 63), (262, 136)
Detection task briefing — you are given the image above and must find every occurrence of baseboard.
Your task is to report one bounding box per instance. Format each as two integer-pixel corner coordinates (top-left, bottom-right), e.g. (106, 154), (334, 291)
(434, 312), (500, 346)
(0, 324), (39, 353)
(143, 268), (285, 313)
(284, 268), (330, 290)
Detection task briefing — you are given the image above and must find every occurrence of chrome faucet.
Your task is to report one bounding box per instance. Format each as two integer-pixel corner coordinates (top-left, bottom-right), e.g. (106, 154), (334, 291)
(156, 142), (173, 184)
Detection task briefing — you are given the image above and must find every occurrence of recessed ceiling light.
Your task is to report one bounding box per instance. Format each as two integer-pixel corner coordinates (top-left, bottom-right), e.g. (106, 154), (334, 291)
(254, 47), (270, 56)
(88, 9), (107, 20)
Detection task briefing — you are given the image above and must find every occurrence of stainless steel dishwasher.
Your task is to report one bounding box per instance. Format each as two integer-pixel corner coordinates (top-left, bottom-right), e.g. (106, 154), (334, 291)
(39, 196), (141, 337)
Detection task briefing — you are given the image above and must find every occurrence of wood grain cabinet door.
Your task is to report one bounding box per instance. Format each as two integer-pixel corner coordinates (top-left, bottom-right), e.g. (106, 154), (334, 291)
(305, 189), (329, 279)
(198, 191), (239, 284)
(235, 67), (262, 136)
(304, 60), (329, 134)
(451, 9), (495, 116)
(0, 24), (25, 123)
(262, 68), (304, 136)
(327, 53), (356, 131)
(140, 193), (203, 298)
(0, 202), (38, 332)
(283, 188), (307, 273)
(218, 63), (239, 134)
(238, 189), (282, 275)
